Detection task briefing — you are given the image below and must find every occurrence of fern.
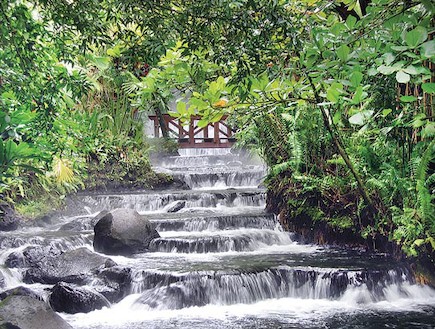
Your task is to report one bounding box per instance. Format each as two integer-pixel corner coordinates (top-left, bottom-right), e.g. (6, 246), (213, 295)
(415, 140), (435, 225)
(270, 161), (293, 177)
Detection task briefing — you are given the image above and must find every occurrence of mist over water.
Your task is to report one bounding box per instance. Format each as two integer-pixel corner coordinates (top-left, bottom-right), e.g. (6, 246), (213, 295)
(1, 148), (434, 328)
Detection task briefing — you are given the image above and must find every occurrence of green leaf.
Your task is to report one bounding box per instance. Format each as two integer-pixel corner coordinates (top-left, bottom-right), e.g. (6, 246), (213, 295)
(377, 65), (397, 75)
(367, 68), (377, 76)
(349, 71), (363, 88)
(89, 55), (111, 70)
(345, 15), (357, 29)
(428, 237), (435, 250)
(197, 119), (209, 128)
(326, 82), (343, 103)
(422, 83), (435, 94)
(405, 26), (428, 48)
(353, 0), (363, 18)
(382, 53), (395, 65)
(396, 70), (410, 83)
(0, 140), (4, 164)
(420, 40), (435, 58)
(423, 122), (435, 138)
(190, 97), (209, 110)
(421, 0), (434, 11)
(333, 111), (342, 125)
(176, 101), (187, 114)
(336, 45), (350, 61)
(106, 43), (122, 57)
(391, 46), (409, 52)
(349, 110), (374, 126)
(210, 112), (224, 122)
(331, 23), (345, 36)
(209, 76), (226, 95)
(413, 239), (425, 247)
(351, 85), (364, 104)
(382, 109), (392, 117)
(403, 65), (419, 75)
(400, 95), (417, 103)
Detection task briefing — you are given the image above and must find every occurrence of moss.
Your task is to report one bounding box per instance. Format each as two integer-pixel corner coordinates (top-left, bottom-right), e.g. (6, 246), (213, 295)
(84, 157), (173, 192)
(286, 198), (353, 232)
(14, 188), (67, 220)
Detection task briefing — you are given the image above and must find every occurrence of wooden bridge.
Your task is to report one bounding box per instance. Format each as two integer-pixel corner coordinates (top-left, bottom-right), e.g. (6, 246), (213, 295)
(148, 114), (236, 148)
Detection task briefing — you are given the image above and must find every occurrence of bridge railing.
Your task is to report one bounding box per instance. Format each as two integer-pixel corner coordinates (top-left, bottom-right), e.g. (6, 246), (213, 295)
(148, 114), (236, 148)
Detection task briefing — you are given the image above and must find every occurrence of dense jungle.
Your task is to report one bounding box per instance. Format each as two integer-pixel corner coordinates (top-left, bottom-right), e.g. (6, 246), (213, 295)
(0, 1), (434, 328)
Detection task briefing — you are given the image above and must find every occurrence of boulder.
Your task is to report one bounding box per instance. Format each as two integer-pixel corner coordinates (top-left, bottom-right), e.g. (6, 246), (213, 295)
(93, 208), (160, 256)
(0, 286), (43, 302)
(0, 202), (20, 231)
(6, 246), (61, 269)
(23, 247), (115, 284)
(59, 210), (109, 232)
(0, 295), (73, 329)
(92, 266), (132, 303)
(49, 282), (110, 314)
(166, 201), (186, 213)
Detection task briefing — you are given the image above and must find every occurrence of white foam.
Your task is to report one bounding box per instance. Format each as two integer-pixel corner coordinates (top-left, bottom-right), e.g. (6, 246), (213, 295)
(61, 284), (435, 329)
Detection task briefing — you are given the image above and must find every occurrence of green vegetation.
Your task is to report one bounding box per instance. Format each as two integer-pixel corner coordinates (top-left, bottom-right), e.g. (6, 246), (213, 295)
(1, 0), (434, 263)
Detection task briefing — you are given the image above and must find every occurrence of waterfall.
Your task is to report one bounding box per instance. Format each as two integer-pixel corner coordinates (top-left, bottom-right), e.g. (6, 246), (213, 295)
(1, 148), (434, 329)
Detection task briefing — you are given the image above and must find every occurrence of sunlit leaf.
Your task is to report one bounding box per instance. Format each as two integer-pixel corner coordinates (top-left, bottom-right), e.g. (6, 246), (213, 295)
(348, 110), (373, 126)
(336, 44), (350, 62)
(349, 71), (363, 88)
(422, 83), (435, 94)
(53, 157), (74, 183)
(326, 83), (343, 103)
(345, 15), (357, 29)
(396, 70), (410, 83)
(403, 66), (419, 75)
(377, 65), (397, 75)
(382, 109), (392, 117)
(404, 26), (428, 48)
(197, 119), (209, 128)
(176, 101), (187, 114)
(420, 40), (435, 58)
(400, 95), (417, 103)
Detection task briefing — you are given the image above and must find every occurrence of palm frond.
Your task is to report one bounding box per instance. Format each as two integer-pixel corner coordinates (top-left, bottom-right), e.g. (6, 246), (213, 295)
(52, 157), (74, 184)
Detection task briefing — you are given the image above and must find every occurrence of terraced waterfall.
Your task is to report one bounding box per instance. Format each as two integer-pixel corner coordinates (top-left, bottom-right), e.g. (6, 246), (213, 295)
(1, 148), (435, 328)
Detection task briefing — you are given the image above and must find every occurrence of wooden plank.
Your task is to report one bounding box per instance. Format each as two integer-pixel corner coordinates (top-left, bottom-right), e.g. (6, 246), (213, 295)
(148, 114), (236, 148)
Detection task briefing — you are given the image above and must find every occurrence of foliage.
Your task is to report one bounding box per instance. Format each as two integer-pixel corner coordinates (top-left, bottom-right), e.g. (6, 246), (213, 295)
(0, 0), (433, 261)
(156, 0), (434, 256)
(0, 1), (167, 208)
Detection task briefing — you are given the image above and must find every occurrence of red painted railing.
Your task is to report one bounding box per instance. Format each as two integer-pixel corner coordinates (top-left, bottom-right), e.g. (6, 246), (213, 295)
(148, 114), (236, 148)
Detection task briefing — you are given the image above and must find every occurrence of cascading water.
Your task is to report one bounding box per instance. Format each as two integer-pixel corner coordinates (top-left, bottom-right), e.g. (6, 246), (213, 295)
(1, 148), (435, 329)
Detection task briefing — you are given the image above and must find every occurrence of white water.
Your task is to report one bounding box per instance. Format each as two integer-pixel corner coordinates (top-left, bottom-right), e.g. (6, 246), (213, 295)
(1, 148), (435, 329)
(62, 285), (435, 329)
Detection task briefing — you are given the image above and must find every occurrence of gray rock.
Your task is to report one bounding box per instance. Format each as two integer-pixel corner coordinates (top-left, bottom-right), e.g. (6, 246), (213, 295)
(49, 282), (110, 314)
(23, 247), (115, 284)
(166, 201), (186, 213)
(0, 270), (4, 288)
(92, 266), (132, 303)
(0, 286), (43, 302)
(6, 246), (62, 269)
(0, 202), (20, 231)
(93, 208), (160, 256)
(59, 210), (109, 231)
(0, 295), (73, 329)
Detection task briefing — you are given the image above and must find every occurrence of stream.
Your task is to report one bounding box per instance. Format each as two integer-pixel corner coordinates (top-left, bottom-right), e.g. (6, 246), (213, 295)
(1, 148), (435, 328)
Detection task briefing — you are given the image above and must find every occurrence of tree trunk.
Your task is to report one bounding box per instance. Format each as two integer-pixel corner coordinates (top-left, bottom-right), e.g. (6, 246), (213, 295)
(155, 107), (169, 139)
(308, 77), (374, 211)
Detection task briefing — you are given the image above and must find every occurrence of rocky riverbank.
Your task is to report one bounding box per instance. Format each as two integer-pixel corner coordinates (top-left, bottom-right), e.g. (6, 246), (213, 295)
(265, 175), (435, 287)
